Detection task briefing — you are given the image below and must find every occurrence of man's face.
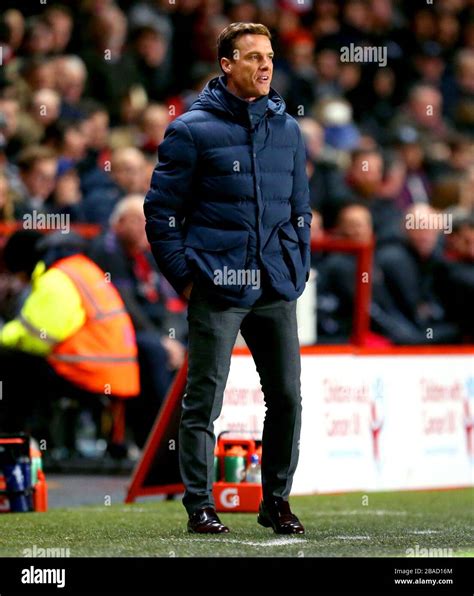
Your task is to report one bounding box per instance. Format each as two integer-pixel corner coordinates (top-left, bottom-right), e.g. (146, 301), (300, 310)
(337, 206), (373, 243)
(0, 99), (19, 139)
(142, 107), (169, 144)
(222, 34), (273, 100)
(406, 227), (439, 259)
(112, 155), (146, 193)
(115, 209), (148, 252)
(22, 158), (57, 200)
(349, 153), (384, 196)
(411, 89), (442, 126)
(453, 225), (474, 261)
(83, 111), (109, 149)
(137, 31), (166, 67)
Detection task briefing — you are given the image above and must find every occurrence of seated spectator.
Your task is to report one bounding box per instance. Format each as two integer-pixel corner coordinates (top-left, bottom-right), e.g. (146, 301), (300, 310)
(0, 116), (22, 199)
(317, 203), (375, 342)
(14, 145), (58, 218)
(411, 41), (445, 88)
(129, 26), (172, 102)
(392, 126), (431, 209)
(30, 88), (61, 130)
(315, 97), (360, 154)
(20, 56), (56, 94)
(0, 171), (15, 221)
(82, 147), (147, 226)
(314, 47), (341, 102)
(138, 103), (170, 156)
(342, 148), (403, 245)
(272, 32), (318, 117)
(165, 67), (219, 118)
(447, 135), (474, 176)
(438, 213), (474, 340)
(116, 86), (149, 131)
(109, 103), (170, 156)
(44, 4), (74, 55)
(77, 99), (111, 182)
(0, 94), (22, 161)
(55, 55), (88, 121)
(44, 119), (87, 173)
(315, 203), (402, 345)
(376, 204), (461, 344)
(429, 134), (474, 190)
(444, 48), (474, 134)
(299, 117), (347, 229)
(50, 167), (86, 222)
(81, 5), (140, 124)
(361, 68), (401, 145)
(390, 84), (453, 161)
(88, 195), (187, 446)
(445, 212), (474, 262)
(2, 9), (25, 60)
(20, 15), (55, 58)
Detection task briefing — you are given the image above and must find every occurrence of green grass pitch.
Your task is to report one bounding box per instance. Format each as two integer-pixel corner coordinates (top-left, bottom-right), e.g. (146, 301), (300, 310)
(1, 489), (472, 557)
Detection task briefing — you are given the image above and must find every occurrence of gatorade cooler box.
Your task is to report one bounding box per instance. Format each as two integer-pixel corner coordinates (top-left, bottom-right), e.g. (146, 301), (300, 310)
(0, 433), (48, 513)
(213, 432), (262, 513)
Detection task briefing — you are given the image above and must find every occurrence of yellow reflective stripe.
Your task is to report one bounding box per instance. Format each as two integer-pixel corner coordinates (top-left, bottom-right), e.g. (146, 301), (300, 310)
(18, 314), (61, 347)
(49, 354), (137, 363)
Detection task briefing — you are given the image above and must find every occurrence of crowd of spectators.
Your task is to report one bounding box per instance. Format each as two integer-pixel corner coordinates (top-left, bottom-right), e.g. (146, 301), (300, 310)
(0, 0), (473, 354)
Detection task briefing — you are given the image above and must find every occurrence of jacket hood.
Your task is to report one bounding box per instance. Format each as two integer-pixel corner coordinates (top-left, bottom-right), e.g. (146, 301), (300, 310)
(188, 75), (286, 123)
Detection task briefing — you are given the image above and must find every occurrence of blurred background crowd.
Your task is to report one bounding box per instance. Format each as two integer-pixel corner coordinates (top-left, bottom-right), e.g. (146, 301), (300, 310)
(0, 0), (473, 457)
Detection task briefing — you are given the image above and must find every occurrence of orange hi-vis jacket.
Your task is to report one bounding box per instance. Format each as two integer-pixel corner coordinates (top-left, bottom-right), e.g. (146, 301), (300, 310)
(47, 254), (140, 398)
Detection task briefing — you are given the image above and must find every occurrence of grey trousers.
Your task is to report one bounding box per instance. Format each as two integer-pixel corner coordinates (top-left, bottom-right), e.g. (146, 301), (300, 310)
(179, 282), (302, 514)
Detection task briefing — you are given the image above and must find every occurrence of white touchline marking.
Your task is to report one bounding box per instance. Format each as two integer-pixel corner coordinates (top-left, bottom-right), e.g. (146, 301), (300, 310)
(163, 537), (308, 546)
(334, 536), (371, 540)
(310, 510), (409, 516)
(234, 538), (307, 547)
(409, 530), (441, 535)
(68, 507), (150, 513)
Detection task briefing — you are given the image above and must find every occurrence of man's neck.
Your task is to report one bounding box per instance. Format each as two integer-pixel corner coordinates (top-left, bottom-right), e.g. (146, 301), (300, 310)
(225, 79), (257, 102)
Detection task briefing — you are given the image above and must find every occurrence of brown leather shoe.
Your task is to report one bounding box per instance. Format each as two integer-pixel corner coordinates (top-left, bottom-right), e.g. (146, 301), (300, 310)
(257, 498), (305, 534)
(187, 507), (230, 534)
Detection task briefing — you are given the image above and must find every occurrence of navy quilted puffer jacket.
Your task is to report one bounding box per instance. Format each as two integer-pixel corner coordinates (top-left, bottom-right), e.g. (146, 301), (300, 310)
(144, 75), (312, 307)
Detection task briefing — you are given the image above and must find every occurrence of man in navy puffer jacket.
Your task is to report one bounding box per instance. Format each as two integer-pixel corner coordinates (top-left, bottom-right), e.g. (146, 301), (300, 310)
(144, 22), (311, 535)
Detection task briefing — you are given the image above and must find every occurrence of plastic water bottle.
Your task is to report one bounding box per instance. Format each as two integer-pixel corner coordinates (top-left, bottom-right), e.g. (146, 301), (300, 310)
(3, 460), (31, 512)
(245, 453), (261, 484)
(30, 437), (43, 486)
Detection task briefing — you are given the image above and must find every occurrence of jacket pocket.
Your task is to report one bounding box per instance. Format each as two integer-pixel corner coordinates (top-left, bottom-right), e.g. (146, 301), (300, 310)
(184, 225), (249, 293)
(278, 222), (304, 287)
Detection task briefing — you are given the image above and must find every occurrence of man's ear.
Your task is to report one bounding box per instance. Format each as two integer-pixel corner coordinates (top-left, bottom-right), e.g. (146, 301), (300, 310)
(220, 57), (232, 75)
